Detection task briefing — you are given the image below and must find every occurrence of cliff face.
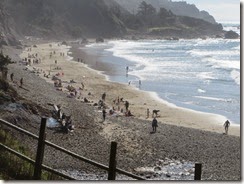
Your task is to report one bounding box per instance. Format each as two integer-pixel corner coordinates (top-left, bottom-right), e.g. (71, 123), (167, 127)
(0, 1), (20, 47)
(0, 0), (225, 45)
(114, 0), (217, 24)
(2, 0), (126, 39)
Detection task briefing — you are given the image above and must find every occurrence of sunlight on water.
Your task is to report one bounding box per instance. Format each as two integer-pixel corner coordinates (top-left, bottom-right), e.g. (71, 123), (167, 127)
(83, 24), (240, 124)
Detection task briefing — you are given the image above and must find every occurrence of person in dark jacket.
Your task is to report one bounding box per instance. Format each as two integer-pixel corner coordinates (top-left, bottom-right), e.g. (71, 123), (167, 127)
(152, 118), (158, 133)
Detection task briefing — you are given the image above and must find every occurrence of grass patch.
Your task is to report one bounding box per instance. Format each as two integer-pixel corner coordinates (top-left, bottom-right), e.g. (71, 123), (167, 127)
(0, 128), (64, 180)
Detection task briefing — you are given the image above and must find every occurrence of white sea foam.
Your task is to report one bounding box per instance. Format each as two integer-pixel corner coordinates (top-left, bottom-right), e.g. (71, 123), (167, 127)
(66, 56), (73, 61)
(197, 72), (216, 80)
(194, 96), (232, 103)
(197, 89), (206, 93)
(187, 49), (239, 58)
(84, 39), (240, 124)
(231, 70), (240, 85)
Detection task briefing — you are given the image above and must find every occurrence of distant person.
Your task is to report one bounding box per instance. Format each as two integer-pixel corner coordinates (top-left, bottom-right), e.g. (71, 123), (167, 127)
(146, 108), (150, 119)
(126, 110), (134, 117)
(102, 109), (107, 121)
(62, 113), (66, 121)
(139, 80), (141, 87)
(125, 101), (129, 111)
(20, 78), (23, 87)
(224, 120), (230, 135)
(57, 108), (62, 119)
(152, 118), (158, 133)
(102, 92), (106, 101)
(126, 66), (129, 73)
(10, 73), (14, 82)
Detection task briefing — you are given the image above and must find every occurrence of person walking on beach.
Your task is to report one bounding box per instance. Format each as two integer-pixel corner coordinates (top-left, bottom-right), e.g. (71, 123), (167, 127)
(102, 92), (106, 101)
(126, 66), (129, 73)
(102, 108), (107, 121)
(146, 108), (150, 119)
(125, 101), (129, 111)
(10, 73), (14, 82)
(152, 118), (158, 133)
(20, 78), (23, 87)
(224, 120), (230, 135)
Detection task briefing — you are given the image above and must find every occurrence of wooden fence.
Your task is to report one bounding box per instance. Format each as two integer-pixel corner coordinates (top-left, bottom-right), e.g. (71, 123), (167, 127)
(0, 118), (202, 180)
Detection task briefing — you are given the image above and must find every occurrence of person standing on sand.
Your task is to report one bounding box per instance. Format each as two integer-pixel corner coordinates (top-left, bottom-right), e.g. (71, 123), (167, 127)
(224, 120), (230, 135)
(126, 66), (129, 73)
(152, 118), (158, 133)
(146, 108), (150, 119)
(20, 78), (23, 87)
(10, 73), (14, 82)
(125, 101), (129, 111)
(102, 92), (106, 101)
(102, 108), (107, 121)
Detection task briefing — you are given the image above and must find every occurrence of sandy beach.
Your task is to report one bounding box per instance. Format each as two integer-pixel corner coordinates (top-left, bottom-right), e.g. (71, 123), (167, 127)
(19, 41), (240, 136)
(1, 40), (240, 181)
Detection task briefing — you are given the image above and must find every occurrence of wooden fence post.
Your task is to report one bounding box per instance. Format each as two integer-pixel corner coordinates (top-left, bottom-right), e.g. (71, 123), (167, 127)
(108, 142), (117, 180)
(33, 118), (47, 180)
(194, 163), (202, 180)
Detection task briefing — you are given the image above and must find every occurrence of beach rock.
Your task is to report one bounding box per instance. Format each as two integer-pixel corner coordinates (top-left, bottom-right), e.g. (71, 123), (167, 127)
(154, 166), (162, 172)
(61, 41), (68, 45)
(81, 38), (88, 44)
(145, 175), (152, 179)
(96, 37), (104, 43)
(224, 31), (239, 39)
(166, 173), (171, 178)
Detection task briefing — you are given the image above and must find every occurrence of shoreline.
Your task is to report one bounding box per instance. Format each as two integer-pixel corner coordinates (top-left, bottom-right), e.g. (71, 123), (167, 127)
(75, 43), (240, 134)
(19, 41), (239, 136)
(80, 39), (240, 125)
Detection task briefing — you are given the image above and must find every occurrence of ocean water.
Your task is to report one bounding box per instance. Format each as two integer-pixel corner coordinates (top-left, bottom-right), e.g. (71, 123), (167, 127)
(82, 24), (240, 125)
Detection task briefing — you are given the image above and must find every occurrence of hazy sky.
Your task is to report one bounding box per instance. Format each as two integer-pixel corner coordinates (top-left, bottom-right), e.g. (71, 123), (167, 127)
(173, 0), (240, 23)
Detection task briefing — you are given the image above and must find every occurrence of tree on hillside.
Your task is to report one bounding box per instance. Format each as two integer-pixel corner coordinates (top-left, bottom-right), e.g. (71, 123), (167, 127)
(0, 52), (11, 80)
(158, 7), (175, 25)
(137, 1), (156, 17)
(158, 7), (174, 18)
(137, 1), (157, 27)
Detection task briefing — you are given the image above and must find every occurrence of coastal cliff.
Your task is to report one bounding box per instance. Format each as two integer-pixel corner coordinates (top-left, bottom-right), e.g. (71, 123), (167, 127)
(113, 0), (217, 24)
(0, 1), (20, 47)
(0, 0), (226, 44)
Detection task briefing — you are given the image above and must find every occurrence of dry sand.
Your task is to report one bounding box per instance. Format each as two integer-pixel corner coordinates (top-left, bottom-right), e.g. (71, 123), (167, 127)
(19, 41), (240, 137)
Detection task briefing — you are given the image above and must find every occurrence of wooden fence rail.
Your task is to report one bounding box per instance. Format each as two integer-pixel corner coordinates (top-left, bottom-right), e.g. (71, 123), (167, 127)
(0, 118), (145, 180)
(0, 143), (75, 180)
(0, 118), (201, 180)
